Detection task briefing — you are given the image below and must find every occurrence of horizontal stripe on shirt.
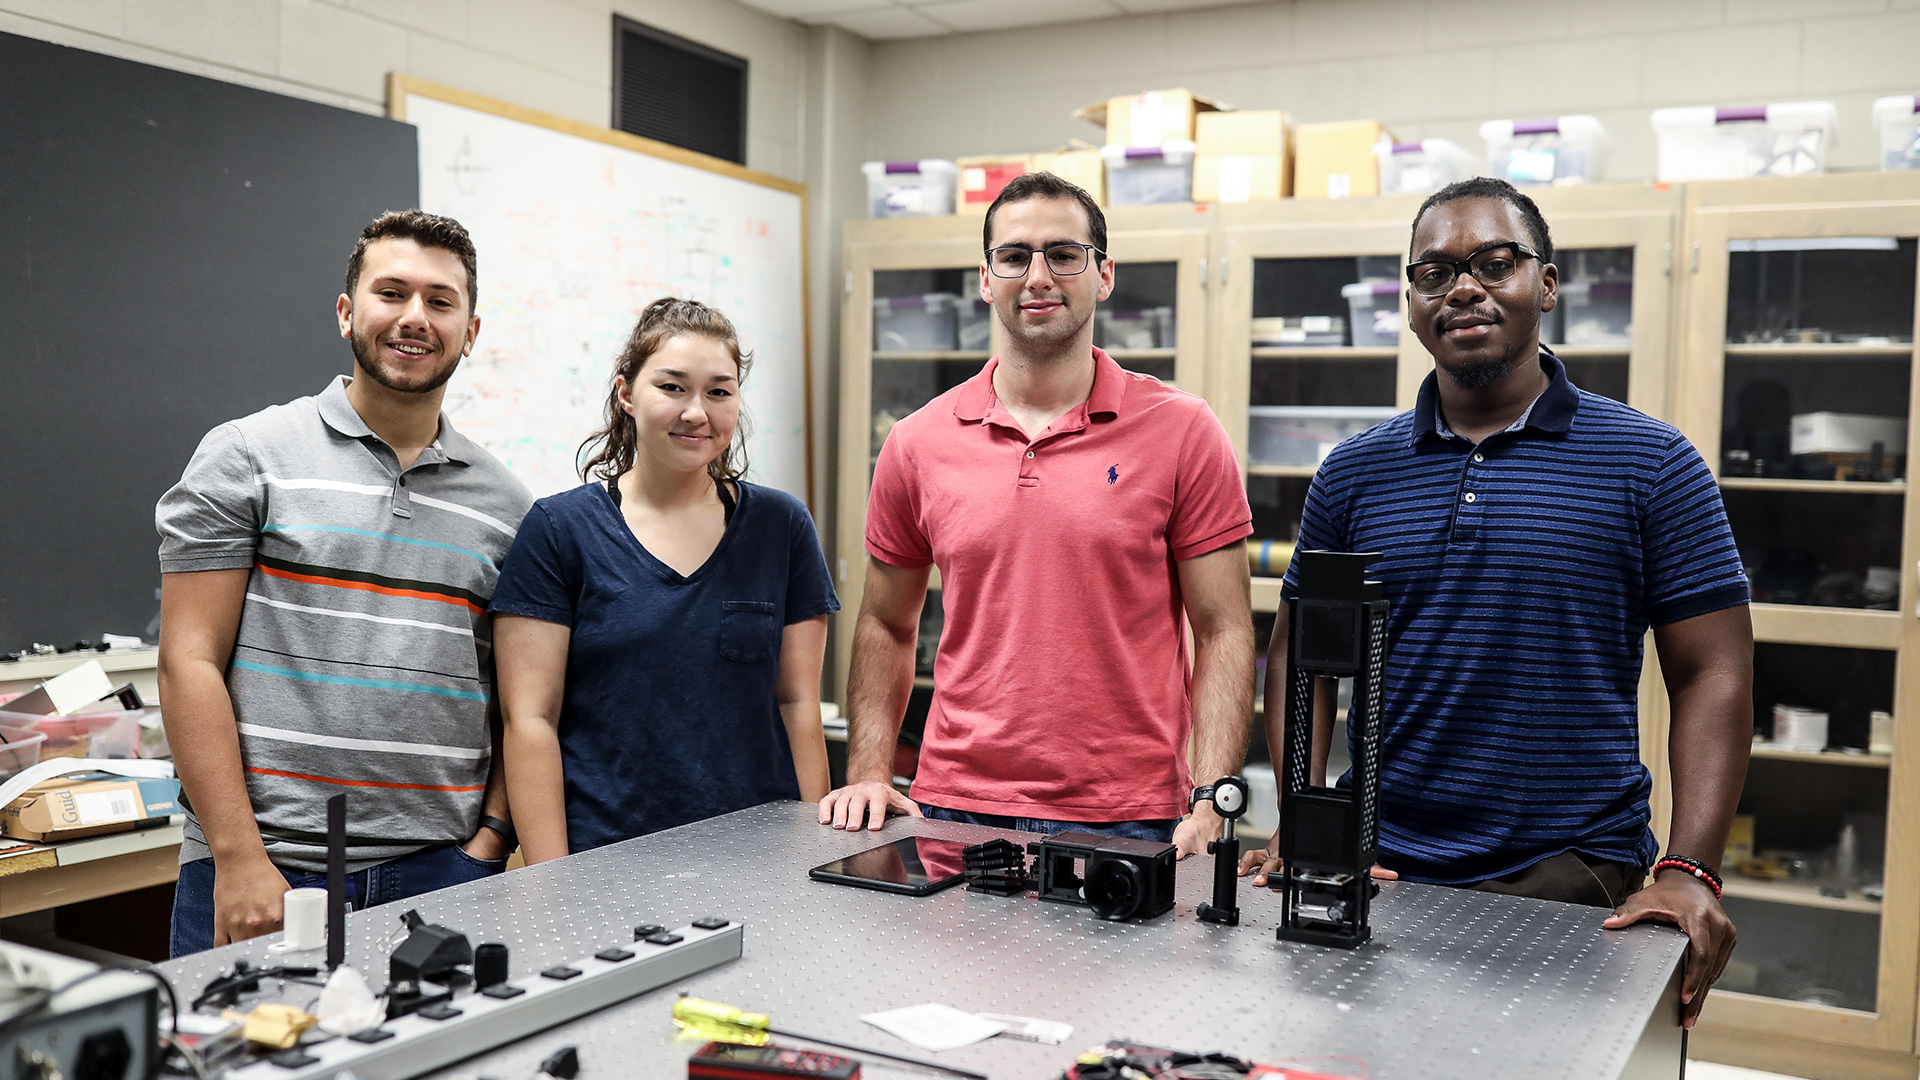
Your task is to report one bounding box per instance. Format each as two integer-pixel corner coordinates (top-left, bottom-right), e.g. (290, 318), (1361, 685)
(256, 555), (485, 612)
(237, 722), (489, 760)
(255, 473), (516, 537)
(244, 592), (474, 636)
(262, 524), (497, 568)
(246, 765), (488, 792)
(231, 657), (489, 701)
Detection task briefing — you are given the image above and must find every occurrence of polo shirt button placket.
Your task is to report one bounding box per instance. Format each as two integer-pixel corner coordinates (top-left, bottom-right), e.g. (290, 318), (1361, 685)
(1019, 446), (1039, 488)
(391, 472), (413, 518)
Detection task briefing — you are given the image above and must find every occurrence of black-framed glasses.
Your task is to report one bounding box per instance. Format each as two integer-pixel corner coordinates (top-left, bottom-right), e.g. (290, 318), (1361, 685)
(1405, 242), (1542, 297)
(985, 243), (1105, 279)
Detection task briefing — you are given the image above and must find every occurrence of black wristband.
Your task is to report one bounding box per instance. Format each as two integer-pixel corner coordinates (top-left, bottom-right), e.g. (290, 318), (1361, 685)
(478, 815), (517, 850)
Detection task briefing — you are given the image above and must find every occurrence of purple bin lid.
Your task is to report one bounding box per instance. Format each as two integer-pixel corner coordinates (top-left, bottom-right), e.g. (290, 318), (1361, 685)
(1390, 142), (1425, 154)
(1512, 118), (1560, 135)
(1124, 146), (1167, 160)
(1715, 106), (1767, 124)
(884, 161), (922, 174)
(1910, 96), (1920, 114)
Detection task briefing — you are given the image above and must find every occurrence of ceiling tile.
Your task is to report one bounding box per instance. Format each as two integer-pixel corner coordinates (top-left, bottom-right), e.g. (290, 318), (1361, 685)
(820, 5), (953, 38)
(914, 0), (1123, 33)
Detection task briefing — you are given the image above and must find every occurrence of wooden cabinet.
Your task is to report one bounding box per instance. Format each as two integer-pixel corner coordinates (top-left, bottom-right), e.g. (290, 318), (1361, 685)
(1669, 171), (1920, 1077)
(834, 174), (1920, 1077)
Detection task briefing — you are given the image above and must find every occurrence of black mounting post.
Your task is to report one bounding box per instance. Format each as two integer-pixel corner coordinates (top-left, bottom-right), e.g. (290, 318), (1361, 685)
(1275, 550), (1388, 949)
(326, 792), (347, 970)
(1194, 775), (1249, 926)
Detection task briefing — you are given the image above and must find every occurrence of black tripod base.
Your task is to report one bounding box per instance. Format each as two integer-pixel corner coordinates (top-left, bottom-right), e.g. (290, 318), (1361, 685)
(1276, 922), (1370, 949)
(1196, 903), (1239, 926)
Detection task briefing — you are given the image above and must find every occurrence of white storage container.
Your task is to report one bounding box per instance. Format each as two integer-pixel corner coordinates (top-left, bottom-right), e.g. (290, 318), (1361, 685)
(1247, 405), (1398, 467)
(861, 160), (959, 218)
(1559, 280), (1633, 346)
(1790, 412), (1908, 456)
(957, 299), (994, 351)
(1873, 95), (1920, 171)
(1341, 281), (1402, 347)
(1376, 138), (1481, 194)
(1650, 102), (1838, 182)
(1097, 307), (1174, 350)
(0, 724), (47, 780)
(1250, 316), (1345, 347)
(1102, 141), (1196, 206)
(1480, 116), (1609, 186)
(872, 294), (960, 352)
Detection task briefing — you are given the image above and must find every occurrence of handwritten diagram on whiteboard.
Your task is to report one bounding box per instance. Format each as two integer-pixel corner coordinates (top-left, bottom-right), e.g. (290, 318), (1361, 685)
(405, 92), (807, 502)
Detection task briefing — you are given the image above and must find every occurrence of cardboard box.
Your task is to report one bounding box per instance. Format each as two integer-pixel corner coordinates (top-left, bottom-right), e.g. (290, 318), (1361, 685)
(1076, 88), (1225, 149)
(2, 772), (180, 842)
(1030, 147), (1105, 205)
(1296, 120), (1394, 199)
(1195, 111), (1293, 202)
(955, 155), (1031, 214)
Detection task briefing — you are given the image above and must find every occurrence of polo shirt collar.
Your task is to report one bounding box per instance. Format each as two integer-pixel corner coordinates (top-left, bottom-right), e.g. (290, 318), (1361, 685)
(317, 374), (473, 466)
(952, 347), (1127, 423)
(1410, 348), (1578, 446)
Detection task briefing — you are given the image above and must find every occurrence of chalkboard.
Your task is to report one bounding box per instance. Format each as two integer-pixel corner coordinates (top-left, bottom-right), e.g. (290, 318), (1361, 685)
(392, 77), (811, 505)
(0, 32), (419, 653)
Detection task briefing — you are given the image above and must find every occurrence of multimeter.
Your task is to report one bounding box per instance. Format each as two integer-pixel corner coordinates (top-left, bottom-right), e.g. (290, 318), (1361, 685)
(688, 1041), (862, 1079)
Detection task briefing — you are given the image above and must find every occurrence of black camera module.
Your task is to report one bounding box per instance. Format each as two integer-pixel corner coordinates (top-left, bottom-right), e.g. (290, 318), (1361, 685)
(1083, 837), (1176, 922)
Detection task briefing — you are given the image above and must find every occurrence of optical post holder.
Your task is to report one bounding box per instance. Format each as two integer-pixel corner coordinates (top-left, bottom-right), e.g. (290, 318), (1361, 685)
(1276, 550), (1388, 949)
(1192, 776), (1249, 926)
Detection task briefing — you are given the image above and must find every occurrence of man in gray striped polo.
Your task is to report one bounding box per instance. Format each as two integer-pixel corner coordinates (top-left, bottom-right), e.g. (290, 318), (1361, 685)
(157, 210), (533, 955)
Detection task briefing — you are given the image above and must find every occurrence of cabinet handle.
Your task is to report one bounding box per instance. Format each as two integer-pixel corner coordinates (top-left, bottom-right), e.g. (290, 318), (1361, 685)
(1690, 242), (1700, 273)
(845, 270), (853, 295)
(1200, 258), (1207, 287)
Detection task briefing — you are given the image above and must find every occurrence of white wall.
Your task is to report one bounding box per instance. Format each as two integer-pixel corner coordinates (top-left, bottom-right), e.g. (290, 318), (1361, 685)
(0, 1), (815, 180)
(866, 0), (1920, 181)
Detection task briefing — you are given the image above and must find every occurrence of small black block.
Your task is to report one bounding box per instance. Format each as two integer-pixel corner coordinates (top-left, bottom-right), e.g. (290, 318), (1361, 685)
(691, 917), (729, 930)
(270, 1049), (320, 1068)
(642, 932), (683, 945)
(594, 948), (634, 962)
(348, 1028), (396, 1044)
(418, 1003), (463, 1021)
(541, 966), (582, 980)
(482, 984), (527, 1000)
(632, 923), (665, 939)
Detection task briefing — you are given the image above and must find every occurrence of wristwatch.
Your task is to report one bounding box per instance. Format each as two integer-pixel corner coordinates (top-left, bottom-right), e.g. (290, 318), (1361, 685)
(478, 815), (518, 851)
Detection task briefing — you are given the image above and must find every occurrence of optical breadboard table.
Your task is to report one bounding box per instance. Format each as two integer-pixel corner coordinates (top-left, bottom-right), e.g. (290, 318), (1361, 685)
(156, 803), (1686, 1079)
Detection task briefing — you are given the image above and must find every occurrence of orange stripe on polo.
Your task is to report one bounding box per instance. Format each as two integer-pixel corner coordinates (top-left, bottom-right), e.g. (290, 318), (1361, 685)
(255, 563), (484, 614)
(246, 765), (488, 793)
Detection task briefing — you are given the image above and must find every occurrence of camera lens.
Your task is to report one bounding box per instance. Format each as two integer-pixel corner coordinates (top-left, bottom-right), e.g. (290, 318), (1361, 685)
(1086, 858), (1144, 921)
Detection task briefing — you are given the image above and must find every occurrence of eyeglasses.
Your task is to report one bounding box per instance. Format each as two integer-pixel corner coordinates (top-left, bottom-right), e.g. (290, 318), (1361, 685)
(1405, 242), (1542, 297)
(985, 243), (1105, 279)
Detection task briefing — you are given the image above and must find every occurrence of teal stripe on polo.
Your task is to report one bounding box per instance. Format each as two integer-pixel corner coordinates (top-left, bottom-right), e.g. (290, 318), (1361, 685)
(262, 524), (496, 568)
(232, 658), (489, 701)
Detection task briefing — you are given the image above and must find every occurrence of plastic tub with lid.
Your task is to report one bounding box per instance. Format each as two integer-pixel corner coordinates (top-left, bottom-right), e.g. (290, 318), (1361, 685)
(1873, 95), (1920, 172)
(1102, 142), (1196, 206)
(861, 160), (959, 218)
(1376, 138), (1481, 194)
(1480, 116), (1609, 186)
(1650, 102), (1837, 182)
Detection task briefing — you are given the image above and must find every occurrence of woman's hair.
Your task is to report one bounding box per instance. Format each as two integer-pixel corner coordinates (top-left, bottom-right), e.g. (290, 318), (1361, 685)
(578, 297), (753, 486)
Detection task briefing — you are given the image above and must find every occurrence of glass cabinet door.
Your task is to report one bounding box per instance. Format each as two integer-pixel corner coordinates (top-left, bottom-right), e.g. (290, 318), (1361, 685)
(1676, 178), (1920, 1055)
(1104, 210), (1213, 391)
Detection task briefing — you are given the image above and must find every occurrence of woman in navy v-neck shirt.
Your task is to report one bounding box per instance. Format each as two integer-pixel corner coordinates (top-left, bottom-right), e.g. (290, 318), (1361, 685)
(490, 298), (839, 860)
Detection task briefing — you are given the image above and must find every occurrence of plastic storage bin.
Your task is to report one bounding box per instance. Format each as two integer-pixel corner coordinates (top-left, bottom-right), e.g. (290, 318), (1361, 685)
(873, 294), (960, 352)
(861, 160), (959, 218)
(1342, 281), (1402, 346)
(1873, 96), (1920, 171)
(0, 724), (47, 780)
(1102, 142), (1196, 206)
(1376, 139), (1481, 194)
(1096, 307), (1174, 350)
(1480, 116), (1609, 186)
(957, 299), (993, 351)
(1650, 102), (1837, 182)
(1558, 280), (1633, 346)
(1247, 406), (1398, 467)
(0, 707), (144, 759)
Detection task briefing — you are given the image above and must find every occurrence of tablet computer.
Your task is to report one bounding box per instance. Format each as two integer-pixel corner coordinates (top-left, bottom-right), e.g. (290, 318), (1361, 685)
(808, 835), (969, 896)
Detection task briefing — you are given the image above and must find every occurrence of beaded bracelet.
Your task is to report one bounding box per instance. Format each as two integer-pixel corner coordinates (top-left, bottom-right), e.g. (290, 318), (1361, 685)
(1653, 854), (1724, 898)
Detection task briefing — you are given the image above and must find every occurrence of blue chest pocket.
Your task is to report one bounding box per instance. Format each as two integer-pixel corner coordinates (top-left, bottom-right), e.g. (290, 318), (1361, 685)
(719, 600), (779, 663)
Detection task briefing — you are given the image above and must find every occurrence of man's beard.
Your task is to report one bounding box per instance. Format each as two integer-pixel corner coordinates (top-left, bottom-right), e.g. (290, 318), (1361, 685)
(350, 321), (463, 395)
(1003, 299), (1092, 356)
(1441, 353), (1517, 390)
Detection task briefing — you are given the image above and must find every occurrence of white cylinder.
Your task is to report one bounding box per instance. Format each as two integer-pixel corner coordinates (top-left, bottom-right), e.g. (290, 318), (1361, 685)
(276, 887), (327, 952)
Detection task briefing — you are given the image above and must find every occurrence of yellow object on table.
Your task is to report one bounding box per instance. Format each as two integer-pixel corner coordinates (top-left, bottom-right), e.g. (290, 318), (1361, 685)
(228, 1004), (319, 1049)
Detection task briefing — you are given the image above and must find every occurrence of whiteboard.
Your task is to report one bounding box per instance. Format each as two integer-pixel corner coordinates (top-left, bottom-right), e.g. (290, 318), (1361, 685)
(395, 80), (809, 503)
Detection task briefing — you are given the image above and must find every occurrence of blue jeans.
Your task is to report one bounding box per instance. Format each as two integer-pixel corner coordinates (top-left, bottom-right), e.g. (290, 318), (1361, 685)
(921, 805), (1178, 844)
(170, 844), (506, 958)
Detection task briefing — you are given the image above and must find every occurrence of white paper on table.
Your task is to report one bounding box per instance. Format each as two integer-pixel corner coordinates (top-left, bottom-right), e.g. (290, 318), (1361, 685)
(860, 1003), (1006, 1052)
(0, 757), (175, 811)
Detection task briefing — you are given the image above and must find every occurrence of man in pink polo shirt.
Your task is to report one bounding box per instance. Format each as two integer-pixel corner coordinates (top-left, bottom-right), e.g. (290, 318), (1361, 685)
(818, 172), (1256, 856)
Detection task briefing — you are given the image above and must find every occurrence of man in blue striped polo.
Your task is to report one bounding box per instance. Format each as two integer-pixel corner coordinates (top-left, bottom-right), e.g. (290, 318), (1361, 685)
(1242, 178), (1751, 1028)
(157, 211), (533, 955)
